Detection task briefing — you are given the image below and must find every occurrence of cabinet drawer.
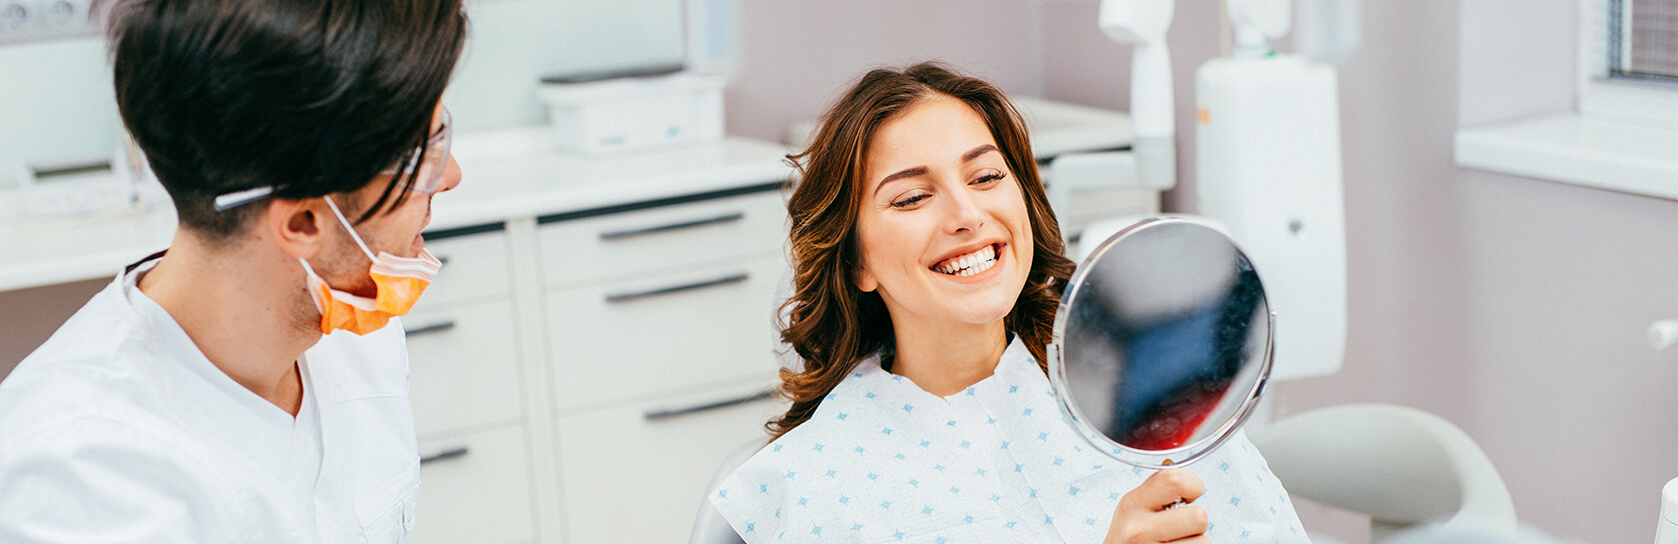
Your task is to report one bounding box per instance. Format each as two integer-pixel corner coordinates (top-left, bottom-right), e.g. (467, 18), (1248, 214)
(545, 258), (786, 410)
(414, 426), (536, 544)
(555, 381), (786, 544)
(416, 228), (513, 311)
(536, 190), (787, 287)
(405, 300), (524, 437)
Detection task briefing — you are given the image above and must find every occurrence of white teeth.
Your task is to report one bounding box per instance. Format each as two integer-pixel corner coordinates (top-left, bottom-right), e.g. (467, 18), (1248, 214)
(934, 244), (999, 276)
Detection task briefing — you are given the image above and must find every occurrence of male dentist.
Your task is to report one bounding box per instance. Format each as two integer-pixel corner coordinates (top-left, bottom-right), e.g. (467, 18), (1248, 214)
(0, 0), (467, 541)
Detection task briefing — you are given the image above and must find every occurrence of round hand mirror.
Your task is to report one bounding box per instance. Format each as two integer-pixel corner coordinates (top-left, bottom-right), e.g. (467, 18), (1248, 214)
(1048, 216), (1274, 470)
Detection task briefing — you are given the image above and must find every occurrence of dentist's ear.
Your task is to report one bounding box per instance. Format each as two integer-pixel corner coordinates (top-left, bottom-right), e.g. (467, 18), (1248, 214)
(266, 198), (330, 261)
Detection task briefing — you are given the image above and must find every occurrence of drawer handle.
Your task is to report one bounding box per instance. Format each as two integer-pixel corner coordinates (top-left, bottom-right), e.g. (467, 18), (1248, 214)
(419, 446), (470, 465)
(403, 319), (457, 337)
(604, 272), (749, 304)
(644, 388), (776, 421)
(598, 211), (746, 241)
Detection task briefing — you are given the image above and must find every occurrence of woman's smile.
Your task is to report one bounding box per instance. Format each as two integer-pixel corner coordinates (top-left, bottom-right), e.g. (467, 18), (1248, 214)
(931, 242), (1005, 280)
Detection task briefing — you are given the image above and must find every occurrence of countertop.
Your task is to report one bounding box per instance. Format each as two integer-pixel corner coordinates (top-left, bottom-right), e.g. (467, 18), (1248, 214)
(0, 132), (793, 292)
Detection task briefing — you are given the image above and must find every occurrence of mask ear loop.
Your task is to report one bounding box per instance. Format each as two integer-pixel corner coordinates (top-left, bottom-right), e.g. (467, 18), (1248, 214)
(322, 196), (378, 261)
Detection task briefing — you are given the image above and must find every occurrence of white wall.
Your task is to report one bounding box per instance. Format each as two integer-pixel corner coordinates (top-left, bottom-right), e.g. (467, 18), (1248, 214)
(1459, 1), (1678, 541)
(1275, 1), (1678, 543)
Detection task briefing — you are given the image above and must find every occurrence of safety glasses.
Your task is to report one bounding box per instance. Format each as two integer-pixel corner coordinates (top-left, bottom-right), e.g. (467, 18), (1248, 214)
(213, 107), (454, 212)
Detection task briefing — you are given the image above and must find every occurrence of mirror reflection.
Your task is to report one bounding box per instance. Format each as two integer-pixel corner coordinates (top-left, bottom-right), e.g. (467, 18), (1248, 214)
(1055, 217), (1272, 463)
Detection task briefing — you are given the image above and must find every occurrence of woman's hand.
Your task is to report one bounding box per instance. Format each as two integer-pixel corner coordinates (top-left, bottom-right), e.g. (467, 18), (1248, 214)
(1103, 469), (1209, 544)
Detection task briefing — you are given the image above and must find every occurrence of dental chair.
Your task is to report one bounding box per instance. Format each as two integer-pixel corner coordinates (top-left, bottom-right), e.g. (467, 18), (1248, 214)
(689, 434), (764, 544)
(1250, 403), (1518, 543)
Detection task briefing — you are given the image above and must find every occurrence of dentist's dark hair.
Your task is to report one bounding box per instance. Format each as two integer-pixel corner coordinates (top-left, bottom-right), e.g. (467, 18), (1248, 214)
(103, 0), (468, 240)
(769, 62), (1075, 440)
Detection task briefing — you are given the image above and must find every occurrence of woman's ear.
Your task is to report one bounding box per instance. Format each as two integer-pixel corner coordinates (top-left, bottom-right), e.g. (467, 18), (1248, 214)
(265, 198), (329, 260)
(853, 266), (878, 293)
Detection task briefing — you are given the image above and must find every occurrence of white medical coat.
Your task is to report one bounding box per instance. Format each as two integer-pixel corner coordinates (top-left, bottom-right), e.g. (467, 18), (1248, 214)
(712, 339), (1309, 543)
(0, 255), (421, 543)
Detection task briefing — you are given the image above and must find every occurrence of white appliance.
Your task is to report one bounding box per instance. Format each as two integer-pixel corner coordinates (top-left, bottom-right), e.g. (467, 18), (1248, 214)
(538, 72), (726, 155)
(1195, 51), (1347, 381)
(1659, 477), (1678, 544)
(17, 147), (142, 220)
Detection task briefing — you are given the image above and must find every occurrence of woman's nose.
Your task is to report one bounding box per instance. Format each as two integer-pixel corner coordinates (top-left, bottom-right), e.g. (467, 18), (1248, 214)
(942, 185), (985, 234)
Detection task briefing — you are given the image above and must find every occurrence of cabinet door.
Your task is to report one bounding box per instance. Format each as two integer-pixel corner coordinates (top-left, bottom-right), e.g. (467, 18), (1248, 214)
(415, 426), (537, 544)
(415, 229), (514, 311)
(555, 381), (786, 544)
(544, 258), (787, 410)
(536, 190), (787, 288)
(406, 300), (524, 438)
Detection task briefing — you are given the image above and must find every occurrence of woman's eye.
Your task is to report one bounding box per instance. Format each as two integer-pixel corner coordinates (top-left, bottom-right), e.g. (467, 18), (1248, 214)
(891, 194), (930, 208)
(972, 171), (1006, 186)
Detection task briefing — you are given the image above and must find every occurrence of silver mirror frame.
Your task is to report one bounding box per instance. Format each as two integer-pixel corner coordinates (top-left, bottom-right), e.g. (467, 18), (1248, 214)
(1047, 215), (1277, 469)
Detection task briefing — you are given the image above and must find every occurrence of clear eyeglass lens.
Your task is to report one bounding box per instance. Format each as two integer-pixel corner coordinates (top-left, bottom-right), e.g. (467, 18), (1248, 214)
(379, 108), (453, 195)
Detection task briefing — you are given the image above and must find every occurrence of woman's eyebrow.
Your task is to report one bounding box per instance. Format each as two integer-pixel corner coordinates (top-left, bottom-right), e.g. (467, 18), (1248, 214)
(962, 144), (998, 162)
(875, 166), (929, 196)
(873, 145), (999, 196)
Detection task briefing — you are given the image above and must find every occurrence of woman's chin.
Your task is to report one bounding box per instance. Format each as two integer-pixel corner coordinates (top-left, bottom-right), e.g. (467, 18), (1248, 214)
(941, 296), (1021, 326)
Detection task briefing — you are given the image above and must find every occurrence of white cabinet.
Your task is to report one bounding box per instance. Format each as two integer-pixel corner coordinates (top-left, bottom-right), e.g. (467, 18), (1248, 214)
(535, 190), (789, 288)
(405, 299), (524, 437)
(405, 183), (791, 544)
(536, 187), (789, 541)
(543, 258), (786, 411)
(404, 228), (537, 544)
(414, 228), (514, 308)
(555, 381), (786, 544)
(415, 426), (539, 544)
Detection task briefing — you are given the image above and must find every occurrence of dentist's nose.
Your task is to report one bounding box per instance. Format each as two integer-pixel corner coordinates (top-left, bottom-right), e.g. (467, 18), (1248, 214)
(436, 156), (462, 193)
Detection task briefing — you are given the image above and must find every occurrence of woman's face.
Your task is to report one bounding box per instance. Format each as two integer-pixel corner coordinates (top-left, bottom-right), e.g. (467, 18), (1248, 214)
(853, 94), (1033, 329)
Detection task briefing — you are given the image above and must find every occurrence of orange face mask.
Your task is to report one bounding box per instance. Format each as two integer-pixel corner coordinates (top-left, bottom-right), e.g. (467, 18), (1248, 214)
(301, 196), (442, 336)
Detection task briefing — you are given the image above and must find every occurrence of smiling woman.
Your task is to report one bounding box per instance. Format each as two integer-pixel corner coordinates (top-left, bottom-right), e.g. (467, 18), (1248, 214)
(771, 63), (1074, 436)
(708, 62), (1309, 544)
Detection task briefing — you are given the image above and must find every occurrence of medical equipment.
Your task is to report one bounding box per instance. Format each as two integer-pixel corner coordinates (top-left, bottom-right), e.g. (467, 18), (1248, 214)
(0, 0), (97, 45)
(17, 148), (139, 220)
(537, 71), (726, 155)
(1660, 477), (1678, 544)
(1048, 216), (1274, 469)
(1195, 50), (1347, 381)
(1094, 0), (1350, 382)
(1098, 0), (1176, 192)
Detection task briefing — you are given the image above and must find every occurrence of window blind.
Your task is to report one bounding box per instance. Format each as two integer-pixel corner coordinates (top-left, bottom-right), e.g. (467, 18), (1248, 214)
(1611, 0), (1678, 82)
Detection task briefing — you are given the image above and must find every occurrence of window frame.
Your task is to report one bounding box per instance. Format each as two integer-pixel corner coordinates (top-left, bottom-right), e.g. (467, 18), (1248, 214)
(1577, 0), (1678, 128)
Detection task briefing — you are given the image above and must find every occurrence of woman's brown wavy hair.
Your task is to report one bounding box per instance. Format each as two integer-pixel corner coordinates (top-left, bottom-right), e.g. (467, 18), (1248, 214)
(769, 62), (1075, 439)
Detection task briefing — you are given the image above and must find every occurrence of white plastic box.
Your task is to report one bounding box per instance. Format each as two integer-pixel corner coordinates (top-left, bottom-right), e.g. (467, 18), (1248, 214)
(537, 72), (726, 155)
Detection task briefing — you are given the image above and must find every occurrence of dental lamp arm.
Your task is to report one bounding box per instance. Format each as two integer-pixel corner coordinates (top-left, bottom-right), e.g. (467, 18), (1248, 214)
(1099, 0), (1177, 191)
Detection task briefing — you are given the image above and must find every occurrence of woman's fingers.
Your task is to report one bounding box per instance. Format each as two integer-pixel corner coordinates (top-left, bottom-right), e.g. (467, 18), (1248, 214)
(1104, 505), (1209, 544)
(1106, 470), (1212, 544)
(1164, 535), (1212, 544)
(1122, 469), (1205, 512)
(1140, 506), (1208, 542)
